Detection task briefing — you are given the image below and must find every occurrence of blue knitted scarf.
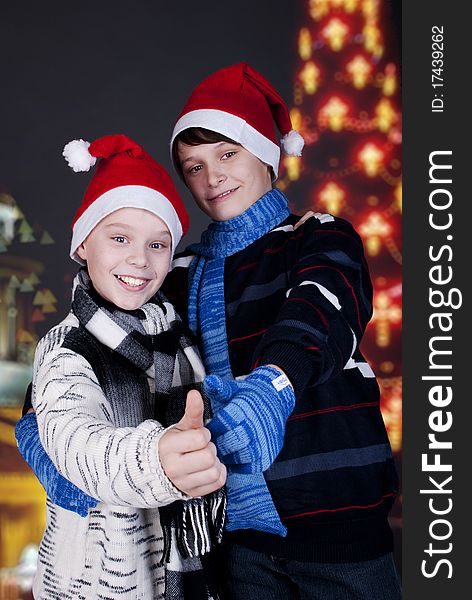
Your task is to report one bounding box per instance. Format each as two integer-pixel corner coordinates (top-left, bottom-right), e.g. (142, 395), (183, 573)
(188, 187), (289, 382)
(187, 188), (290, 536)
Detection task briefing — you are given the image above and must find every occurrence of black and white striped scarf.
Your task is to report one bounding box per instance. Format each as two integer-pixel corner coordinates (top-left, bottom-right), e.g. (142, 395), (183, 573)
(72, 269), (226, 600)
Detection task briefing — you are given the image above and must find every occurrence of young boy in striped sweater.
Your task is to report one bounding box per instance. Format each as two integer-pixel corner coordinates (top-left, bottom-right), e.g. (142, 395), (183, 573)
(16, 134), (226, 600)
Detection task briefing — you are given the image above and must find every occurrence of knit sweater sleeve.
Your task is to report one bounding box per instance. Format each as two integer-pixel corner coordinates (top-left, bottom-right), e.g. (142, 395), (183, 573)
(257, 214), (374, 397)
(32, 334), (188, 508)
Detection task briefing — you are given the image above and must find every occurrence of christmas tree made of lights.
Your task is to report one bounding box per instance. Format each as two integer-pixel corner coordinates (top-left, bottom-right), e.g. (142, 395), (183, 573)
(279, 0), (402, 452)
(0, 191), (58, 369)
(0, 189), (60, 574)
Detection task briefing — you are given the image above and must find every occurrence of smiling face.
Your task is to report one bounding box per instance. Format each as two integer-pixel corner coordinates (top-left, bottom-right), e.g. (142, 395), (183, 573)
(177, 141), (272, 221)
(76, 207), (172, 311)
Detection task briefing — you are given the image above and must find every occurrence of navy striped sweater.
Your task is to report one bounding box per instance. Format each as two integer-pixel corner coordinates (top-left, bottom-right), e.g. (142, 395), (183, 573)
(164, 212), (398, 563)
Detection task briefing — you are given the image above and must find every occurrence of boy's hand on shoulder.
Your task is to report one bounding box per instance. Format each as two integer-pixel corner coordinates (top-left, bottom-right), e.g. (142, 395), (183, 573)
(293, 210), (315, 230)
(158, 390), (227, 497)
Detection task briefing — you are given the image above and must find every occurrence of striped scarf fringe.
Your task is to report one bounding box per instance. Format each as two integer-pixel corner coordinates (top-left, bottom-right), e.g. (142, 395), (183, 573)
(160, 490), (227, 564)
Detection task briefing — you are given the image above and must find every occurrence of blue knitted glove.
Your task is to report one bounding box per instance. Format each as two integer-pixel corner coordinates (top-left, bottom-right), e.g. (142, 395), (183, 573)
(204, 365), (295, 474)
(15, 413), (98, 517)
(225, 470), (287, 536)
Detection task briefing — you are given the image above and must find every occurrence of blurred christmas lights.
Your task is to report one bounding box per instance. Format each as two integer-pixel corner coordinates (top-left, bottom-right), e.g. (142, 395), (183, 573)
(283, 0), (401, 448)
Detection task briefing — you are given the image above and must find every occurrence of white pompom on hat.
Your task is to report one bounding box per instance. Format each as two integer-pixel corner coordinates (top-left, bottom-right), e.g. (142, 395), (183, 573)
(63, 139), (97, 172)
(65, 134), (189, 264)
(170, 62), (304, 180)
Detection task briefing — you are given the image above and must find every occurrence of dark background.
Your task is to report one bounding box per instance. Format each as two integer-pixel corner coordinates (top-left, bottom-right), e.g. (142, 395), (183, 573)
(0, 1), (306, 325)
(1, 1), (300, 253)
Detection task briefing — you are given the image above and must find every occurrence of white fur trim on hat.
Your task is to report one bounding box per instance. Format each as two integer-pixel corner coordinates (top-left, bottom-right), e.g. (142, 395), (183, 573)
(63, 140), (97, 172)
(171, 109), (281, 179)
(70, 185), (183, 264)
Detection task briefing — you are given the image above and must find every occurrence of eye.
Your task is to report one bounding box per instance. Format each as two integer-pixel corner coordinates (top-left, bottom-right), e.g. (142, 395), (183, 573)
(112, 235), (128, 244)
(187, 164), (203, 175)
(150, 242), (165, 250)
(222, 151), (236, 160)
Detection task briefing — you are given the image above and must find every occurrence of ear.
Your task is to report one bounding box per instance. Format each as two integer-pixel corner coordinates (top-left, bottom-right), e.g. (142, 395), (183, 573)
(76, 243), (87, 261)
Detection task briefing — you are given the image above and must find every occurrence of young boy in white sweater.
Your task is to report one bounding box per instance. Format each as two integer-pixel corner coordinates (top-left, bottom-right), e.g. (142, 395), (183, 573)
(18, 134), (226, 599)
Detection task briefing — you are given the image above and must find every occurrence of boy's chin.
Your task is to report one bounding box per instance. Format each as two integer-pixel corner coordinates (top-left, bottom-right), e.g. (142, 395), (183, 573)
(207, 203), (250, 222)
(115, 302), (141, 311)
(110, 293), (154, 312)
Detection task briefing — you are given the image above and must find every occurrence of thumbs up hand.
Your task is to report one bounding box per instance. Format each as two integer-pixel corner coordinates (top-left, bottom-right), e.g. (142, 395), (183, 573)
(158, 390), (227, 497)
(174, 388), (205, 431)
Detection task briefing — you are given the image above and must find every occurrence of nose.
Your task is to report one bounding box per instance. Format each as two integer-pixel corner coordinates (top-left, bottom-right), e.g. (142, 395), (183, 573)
(207, 164), (226, 188)
(126, 246), (148, 268)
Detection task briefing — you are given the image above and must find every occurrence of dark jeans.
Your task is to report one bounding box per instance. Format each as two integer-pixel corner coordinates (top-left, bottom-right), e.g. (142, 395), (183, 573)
(222, 542), (402, 600)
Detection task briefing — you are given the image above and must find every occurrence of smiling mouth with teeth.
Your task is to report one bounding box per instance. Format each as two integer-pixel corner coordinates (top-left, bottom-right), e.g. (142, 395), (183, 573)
(115, 275), (149, 287)
(209, 187), (239, 201)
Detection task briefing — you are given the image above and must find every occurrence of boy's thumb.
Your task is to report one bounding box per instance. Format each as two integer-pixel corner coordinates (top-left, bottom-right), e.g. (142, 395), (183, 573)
(178, 389), (204, 430)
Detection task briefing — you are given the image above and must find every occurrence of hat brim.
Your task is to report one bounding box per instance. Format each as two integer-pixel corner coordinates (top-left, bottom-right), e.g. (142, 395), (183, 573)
(70, 185), (183, 264)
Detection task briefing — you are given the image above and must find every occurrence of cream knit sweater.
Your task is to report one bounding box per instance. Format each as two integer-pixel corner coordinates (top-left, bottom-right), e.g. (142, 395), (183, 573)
(32, 312), (187, 599)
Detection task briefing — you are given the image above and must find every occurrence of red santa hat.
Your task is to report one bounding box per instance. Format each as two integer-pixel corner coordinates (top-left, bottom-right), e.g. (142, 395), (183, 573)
(170, 62), (304, 180)
(63, 134), (189, 264)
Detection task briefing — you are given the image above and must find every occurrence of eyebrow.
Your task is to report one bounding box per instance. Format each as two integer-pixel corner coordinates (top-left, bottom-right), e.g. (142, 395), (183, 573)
(180, 141), (236, 165)
(105, 223), (171, 237)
